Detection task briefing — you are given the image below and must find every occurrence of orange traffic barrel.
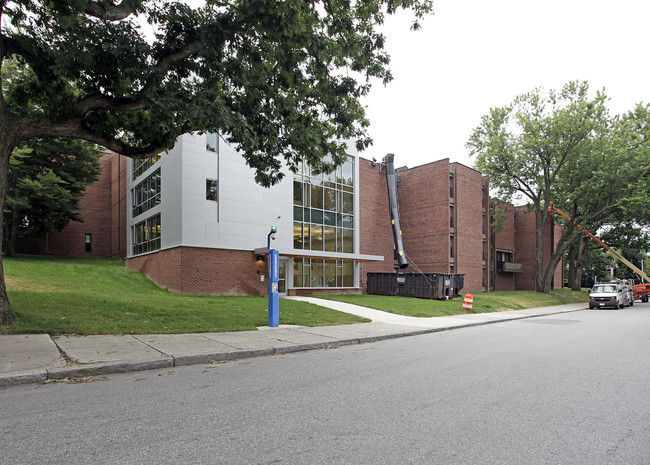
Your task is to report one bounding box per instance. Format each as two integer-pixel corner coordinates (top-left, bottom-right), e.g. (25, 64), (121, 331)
(462, 293), (474, 311)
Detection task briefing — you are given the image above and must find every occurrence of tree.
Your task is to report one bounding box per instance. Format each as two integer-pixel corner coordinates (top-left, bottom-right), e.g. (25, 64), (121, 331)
(469, 81), (650, 293)
(0, 0), (434, 324)
(4, 138), (102, 256)
(468, 81), (610, 292)
(560, 105), (650, 289)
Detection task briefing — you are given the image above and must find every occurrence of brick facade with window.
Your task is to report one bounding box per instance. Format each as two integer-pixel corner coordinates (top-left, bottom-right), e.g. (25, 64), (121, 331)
(17, 152), (127, 258)
(20, 148), (563, 295)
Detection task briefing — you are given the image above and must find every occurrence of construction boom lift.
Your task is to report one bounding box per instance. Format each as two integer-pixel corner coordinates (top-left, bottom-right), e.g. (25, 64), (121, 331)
(548, 202), (650, 302)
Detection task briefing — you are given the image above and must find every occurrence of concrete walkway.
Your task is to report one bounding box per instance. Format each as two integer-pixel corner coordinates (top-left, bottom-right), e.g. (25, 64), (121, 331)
(0, 299), (587, 387)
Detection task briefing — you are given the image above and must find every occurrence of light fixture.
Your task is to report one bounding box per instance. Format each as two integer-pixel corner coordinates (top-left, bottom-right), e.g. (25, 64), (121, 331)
(256, 255), (265, 263)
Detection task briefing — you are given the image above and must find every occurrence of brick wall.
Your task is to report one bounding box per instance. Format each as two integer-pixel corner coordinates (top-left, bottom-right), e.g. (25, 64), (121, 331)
(493, 203), (516, 291)
(398, 159), (451, 273)
(17, 152), (116, 257)
(514, 207), (564, 290)
(110, 153), (127, 258)
(453, 163), (487, 292)
(358, 157), (396, 289)
(514, 207), (537, 290)
(126, 247), (269, 295)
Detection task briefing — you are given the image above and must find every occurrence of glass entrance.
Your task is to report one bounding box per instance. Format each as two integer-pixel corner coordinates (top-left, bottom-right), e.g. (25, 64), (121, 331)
(278, 259), (287, 295)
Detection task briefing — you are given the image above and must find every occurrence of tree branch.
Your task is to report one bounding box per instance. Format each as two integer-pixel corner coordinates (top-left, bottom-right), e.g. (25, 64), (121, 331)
(73, 40), (201, 115)
(84, 1), (140, 21)
(17, 114), (175, 158)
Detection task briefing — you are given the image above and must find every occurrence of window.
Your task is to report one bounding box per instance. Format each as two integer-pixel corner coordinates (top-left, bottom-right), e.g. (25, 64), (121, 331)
(132, 214), (161, 255)
(449, 175), (455, 198)
(85, 234), (91, 252)
(496, 251), (513, 271)
(133, 153), (161, 181)
(206, 179), (218, 202)
(292, 155), (354, 255)
(450, 205), (454, 228)
(206, 133), (219, 153)
(293, 258), (355, 288)
(132, 169), (161, 217)
(450, 235), (454, 258)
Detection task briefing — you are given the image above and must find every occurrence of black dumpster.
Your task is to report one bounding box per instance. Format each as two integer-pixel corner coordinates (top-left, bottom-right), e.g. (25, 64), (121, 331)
(366, 273), (464, 299)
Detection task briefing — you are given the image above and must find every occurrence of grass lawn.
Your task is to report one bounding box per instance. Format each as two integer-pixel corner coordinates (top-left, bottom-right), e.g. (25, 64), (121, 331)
(318, 288), (589, 317)
(1, 255), (589, 335)
(1, 255), (368, 335)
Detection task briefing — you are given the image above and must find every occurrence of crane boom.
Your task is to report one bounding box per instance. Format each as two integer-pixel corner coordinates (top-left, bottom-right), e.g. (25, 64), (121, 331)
(548, 203), (649, 283)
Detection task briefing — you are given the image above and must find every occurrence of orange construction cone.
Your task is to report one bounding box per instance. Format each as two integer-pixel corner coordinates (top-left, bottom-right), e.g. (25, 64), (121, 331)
(462, 293), (474, 311)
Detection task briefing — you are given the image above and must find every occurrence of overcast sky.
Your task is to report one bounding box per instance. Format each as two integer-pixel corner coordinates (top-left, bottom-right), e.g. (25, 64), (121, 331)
(361, 0), (650, 169)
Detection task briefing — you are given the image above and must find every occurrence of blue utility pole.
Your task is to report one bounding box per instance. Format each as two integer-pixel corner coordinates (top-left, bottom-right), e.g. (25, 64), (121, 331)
(267, 226), (279, 327)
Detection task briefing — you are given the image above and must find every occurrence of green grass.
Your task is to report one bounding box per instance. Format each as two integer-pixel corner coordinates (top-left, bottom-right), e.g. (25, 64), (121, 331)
(1, 255), (368, 335)
(1, 255), (589, 335)
(317, 288), (589, 317)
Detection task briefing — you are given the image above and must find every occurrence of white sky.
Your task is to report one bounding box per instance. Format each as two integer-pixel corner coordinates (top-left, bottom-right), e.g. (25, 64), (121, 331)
(361, 0), (650, 169)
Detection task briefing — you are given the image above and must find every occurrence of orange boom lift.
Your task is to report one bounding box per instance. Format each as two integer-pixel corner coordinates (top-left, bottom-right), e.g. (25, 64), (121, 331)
(548, 202), (650, 301)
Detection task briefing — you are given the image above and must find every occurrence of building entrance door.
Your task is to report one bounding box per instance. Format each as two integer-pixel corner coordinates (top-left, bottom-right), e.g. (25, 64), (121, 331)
(278, 259), (287, 295)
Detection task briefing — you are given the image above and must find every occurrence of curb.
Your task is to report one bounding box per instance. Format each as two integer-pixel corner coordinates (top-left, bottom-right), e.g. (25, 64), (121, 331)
(0, 306), (587, 388)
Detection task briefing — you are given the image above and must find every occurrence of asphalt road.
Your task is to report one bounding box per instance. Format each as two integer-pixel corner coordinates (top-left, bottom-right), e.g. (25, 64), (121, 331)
(1, 305), (649, 464)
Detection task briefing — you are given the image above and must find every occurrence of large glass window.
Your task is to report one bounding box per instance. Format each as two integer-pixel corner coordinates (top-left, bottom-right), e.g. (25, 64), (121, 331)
(133, 153), (162, 181)
(293, 258), (355, 288)
(293, 156), (354, 255)
(132, 169), (161, 217)
(132, 214), (161, 255)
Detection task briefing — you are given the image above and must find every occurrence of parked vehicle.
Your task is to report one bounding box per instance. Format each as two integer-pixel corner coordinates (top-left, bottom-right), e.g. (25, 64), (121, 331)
(634, 283), (650, 302)
(622, 279), (635, 306)
(589, 283), (627, 309)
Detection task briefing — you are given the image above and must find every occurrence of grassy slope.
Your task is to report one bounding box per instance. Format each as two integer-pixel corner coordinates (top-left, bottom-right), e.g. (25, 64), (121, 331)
(318, 289), (589, 317)
(1, 255), (588, 335)
(2, 255), (368, 335)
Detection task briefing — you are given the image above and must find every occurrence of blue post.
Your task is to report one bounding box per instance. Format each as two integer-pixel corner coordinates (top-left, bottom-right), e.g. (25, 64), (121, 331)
(267, 226), (279, 327)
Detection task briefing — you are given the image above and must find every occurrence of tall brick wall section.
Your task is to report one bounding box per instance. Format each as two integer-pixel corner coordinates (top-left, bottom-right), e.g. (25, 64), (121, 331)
(514, 207), (564, 290)
(17, 152), (114, 257)
(514, 207), (538, 290)
(398, 160), (451, 273)
(453, 164), (487, 292)
(493, 203), (517, 291)
(110, 153), (127, 258)
(126, 247), (268, 295)
(358, 158), (395, 289)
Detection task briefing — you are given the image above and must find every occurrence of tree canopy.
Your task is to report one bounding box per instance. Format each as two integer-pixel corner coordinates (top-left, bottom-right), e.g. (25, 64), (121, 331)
(0, 0), (434, 325)
(4, 138), (101, 256)
(467, 81), (650, 292)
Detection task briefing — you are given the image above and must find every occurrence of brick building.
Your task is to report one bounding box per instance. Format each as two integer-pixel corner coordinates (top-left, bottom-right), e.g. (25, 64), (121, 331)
(17, 152), (127, 259)
(20, 134), (563, 295)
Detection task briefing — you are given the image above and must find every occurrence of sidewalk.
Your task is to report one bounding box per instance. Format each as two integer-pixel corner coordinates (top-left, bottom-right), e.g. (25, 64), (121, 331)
(0, 299), (587, 387)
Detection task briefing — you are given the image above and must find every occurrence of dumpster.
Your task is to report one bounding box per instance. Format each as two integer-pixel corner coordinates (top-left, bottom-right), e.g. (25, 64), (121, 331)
(366, 273), (464, 299)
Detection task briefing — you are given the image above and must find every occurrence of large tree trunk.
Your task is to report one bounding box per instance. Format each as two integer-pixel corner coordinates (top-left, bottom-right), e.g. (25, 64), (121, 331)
(4, 172), (21, 257)
(567, 243), (578, 289)
(566, 236), (588, 291)
(0, 136), (17, 325)
(535, 204), (547, 293)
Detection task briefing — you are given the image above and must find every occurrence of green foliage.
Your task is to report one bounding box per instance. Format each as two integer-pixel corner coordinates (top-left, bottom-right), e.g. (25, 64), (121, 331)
(489, 198), (511, 235)
(467, 80), (650, 292)
(468, 81), (608, 206)
(2, 0), (434, 186)
(4, 136), (101, 250)
(2, 255), (368, 335)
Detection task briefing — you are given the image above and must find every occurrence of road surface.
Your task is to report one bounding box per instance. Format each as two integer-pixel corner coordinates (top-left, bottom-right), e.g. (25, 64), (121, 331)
(1, 305), (649, 464)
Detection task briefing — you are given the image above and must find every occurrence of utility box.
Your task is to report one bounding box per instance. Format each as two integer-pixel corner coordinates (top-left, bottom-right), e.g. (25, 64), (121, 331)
(366, 273), (464, 299)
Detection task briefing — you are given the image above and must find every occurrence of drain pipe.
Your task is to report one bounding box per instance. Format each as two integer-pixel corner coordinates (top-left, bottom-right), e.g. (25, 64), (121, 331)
(384, 153), (408, 269)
